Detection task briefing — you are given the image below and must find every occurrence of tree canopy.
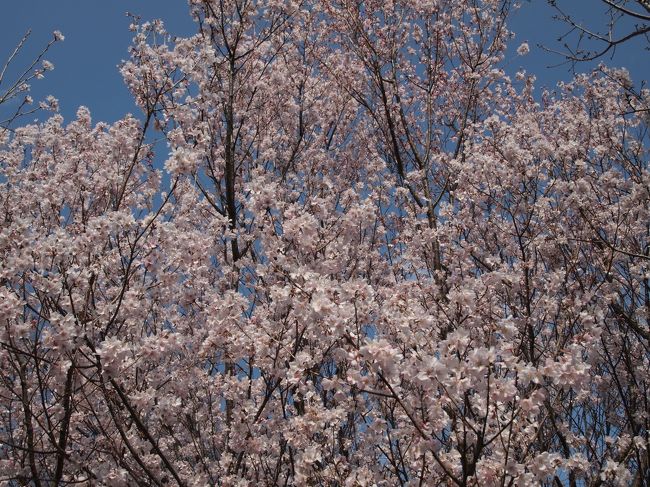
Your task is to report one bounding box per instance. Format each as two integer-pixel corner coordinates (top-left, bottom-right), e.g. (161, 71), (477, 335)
(1, 1), (648, 485)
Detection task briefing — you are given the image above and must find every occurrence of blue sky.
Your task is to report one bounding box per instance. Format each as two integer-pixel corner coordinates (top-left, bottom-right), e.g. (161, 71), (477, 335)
(0, 1), (195, 124)
(0, 0), (648, 126)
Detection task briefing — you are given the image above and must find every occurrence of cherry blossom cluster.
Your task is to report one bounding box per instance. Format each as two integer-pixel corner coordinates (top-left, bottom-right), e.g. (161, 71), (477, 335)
(1, 1), (648, 485)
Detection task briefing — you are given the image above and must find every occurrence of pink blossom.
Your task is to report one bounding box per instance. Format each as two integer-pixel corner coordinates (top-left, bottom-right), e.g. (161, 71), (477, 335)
(517, 41), (530, 55)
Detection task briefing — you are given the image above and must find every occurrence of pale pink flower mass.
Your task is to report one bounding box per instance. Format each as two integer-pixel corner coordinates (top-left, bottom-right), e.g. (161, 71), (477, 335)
(517, 41), (530, 55)
(0, 1), (648, 486)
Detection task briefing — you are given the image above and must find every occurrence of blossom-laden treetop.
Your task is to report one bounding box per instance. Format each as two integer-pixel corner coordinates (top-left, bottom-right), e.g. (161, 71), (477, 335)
(1, 0), (648, 485)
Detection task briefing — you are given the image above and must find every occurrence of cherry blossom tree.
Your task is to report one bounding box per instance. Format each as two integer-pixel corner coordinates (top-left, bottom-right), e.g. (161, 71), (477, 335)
(1, 1), (648, 485)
